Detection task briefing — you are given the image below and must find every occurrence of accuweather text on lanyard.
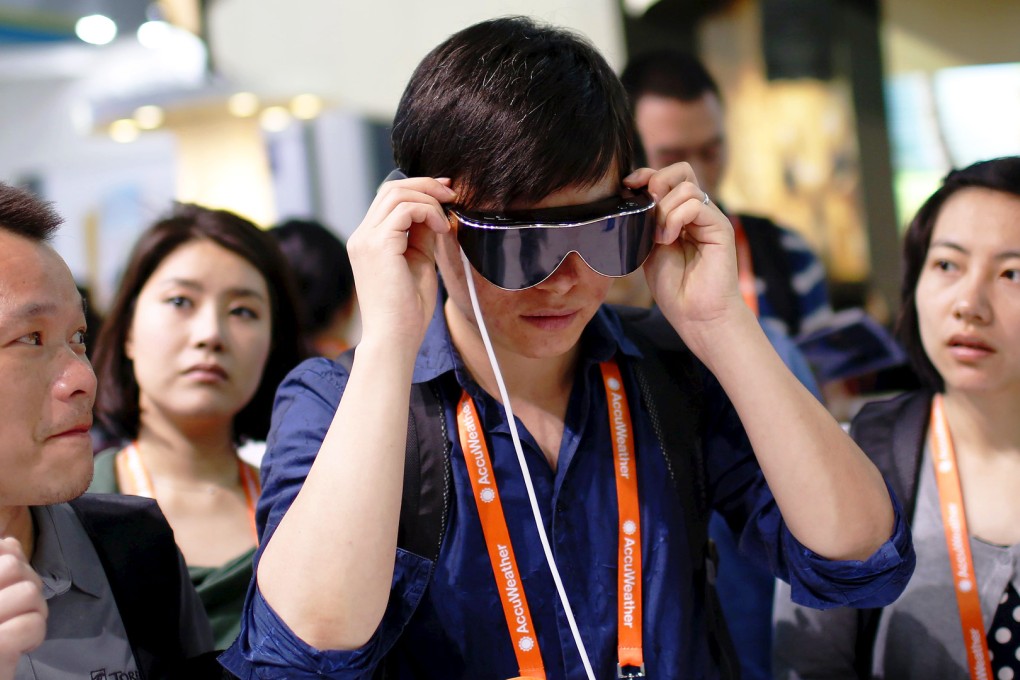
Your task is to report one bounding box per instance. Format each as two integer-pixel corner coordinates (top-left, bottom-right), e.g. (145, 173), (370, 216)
(117, 442), (261, 544)
(929, 394), (993, 680)
(457, 359), (645, 680)
(729, 215), (760, 317)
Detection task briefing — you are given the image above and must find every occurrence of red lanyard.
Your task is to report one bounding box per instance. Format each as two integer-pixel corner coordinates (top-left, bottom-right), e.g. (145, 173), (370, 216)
(730, 215), (760, 317)
(117, 442), (261, 544)
(929, 394), (993, 680)
(457, 359), (644, 680)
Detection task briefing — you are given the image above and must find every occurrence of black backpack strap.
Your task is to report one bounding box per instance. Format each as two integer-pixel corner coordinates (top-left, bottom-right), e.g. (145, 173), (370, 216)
(69, 494), (185, 680)
(613, 306), (740, 679)
(847, 390), (930, 679)
(738, 214), (802, 336)
(335, 347), (453, 562)
(398, 379), (453, 560)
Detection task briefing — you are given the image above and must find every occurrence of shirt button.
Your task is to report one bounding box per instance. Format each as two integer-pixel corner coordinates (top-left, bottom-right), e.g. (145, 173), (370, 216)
(556, 501), (566, 514)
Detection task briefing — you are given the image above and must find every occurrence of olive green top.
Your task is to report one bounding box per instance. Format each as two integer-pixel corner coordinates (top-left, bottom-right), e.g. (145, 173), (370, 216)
(90, 449), (256, 650)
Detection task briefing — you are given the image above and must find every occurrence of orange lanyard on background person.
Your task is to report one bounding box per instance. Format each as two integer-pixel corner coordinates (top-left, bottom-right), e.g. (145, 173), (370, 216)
(929, 394), (993, 680)
(117, 442), (261, 545)
(729, 215), (760, 317)
(457, 359), (645, 680)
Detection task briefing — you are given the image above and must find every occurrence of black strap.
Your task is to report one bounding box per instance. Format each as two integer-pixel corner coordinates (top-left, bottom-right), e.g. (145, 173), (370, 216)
(335, 347), (453, 563)
(399, 378), (452, 561)
(69, 494), (185, 680)
(739, 214), (803, 336)
(848, 390), (931, 679)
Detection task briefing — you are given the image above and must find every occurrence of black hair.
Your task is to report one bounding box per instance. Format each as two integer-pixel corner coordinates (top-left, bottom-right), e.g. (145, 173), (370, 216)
(270, 219), (355, 336)
(0, 182), (63, 242)
(896, 156), (1020, 391)
(391, 16), (634, 209)
(93, 203), (307, 443)
(620, 49), (721, 106)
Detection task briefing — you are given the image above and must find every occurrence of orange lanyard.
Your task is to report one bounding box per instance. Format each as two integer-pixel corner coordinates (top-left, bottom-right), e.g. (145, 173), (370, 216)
(117, 442), (261, 545)
(929, 394), (992, 680)
(457, 359), (644, 680)
(730, 215), (760, 317)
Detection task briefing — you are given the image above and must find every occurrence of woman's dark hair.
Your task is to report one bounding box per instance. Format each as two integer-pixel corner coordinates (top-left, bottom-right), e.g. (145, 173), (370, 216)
(93, 204), (306, 443)
(270, 219), (354, 336)
(896, 156), (1020, 391)
(391, 16), (634, 209)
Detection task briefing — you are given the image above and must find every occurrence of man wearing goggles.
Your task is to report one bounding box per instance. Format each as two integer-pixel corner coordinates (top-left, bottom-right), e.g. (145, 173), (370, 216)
(225, 16), (914, 680)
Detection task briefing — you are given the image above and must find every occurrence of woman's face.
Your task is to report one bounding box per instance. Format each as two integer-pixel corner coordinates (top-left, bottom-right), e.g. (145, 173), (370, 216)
(916, 188), (1020, 396)
(127, 239), (273, 430)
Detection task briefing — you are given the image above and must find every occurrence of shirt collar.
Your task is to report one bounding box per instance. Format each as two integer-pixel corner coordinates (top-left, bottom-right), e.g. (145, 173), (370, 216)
(409, 290), (642, 387)
(30, 504), (106, 600)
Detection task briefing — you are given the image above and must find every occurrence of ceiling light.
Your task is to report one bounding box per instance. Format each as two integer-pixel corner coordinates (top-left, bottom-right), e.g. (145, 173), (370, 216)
(290, 94), (324, 120)
(76, 15), (118, 46)
(109, 119), (140, 143)
(228, 92), (260, 118)
(259, 106), (292, 132)
(137, 20), (173, 49)
(134, 105), (165, 130)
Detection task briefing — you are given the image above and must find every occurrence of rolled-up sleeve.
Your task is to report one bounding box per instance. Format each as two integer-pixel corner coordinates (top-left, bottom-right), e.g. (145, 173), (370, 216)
(219, 358), (433, 678)
(701, 368), (915, 610)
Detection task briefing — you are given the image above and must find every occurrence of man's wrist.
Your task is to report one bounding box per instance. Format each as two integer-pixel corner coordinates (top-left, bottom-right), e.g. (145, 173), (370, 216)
(675, 304), (762, 369)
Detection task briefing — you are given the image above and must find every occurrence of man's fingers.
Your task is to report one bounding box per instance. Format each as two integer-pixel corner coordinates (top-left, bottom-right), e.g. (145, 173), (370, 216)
(0, 551), (41, 593)
(374, 177), (457, 211)
(645, 162), (699, 202)
(653, 181), (705, 224)
(385, 202), (451, 238)
(0, 541), (47, 665)
(0, 609), (48, 658)
(0, 579), (46, 626)
(623, 167), (655, 191)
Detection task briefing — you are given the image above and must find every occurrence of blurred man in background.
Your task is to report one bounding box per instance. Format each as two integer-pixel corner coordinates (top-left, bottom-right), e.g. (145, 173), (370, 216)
(619, 50), (832, 337)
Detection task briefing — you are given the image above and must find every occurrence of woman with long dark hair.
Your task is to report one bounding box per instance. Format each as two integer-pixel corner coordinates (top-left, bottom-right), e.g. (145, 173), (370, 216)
(90, 204), (305, 649)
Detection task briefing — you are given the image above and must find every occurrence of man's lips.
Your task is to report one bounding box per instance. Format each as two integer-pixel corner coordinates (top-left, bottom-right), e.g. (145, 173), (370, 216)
(521, 310), (578, 329)
(48, 421), (92, 439)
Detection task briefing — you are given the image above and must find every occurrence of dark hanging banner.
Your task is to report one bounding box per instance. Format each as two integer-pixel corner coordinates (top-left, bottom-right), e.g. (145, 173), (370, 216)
(760, 0), (835, 80)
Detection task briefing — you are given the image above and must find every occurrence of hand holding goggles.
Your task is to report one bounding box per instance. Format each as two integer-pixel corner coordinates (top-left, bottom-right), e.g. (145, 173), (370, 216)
(450, 190), (656, 290)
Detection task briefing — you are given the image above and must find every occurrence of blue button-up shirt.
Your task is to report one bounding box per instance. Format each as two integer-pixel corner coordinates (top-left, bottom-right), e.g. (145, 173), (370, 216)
(222, 305), (913, 680)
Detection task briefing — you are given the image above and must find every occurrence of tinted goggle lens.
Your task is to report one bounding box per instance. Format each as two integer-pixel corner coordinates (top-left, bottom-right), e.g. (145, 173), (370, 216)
(451, 191), (656, 290)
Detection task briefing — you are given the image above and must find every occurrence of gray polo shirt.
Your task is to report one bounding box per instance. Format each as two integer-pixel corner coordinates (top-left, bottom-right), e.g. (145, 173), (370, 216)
(16, 503), (213, 680)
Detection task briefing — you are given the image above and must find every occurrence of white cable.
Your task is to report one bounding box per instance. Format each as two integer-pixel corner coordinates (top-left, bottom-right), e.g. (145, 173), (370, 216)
(459, 248), (597, 680)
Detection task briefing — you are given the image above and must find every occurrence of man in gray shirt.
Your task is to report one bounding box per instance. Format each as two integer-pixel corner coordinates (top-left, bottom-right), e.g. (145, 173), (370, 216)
(0, 183), (215, 679)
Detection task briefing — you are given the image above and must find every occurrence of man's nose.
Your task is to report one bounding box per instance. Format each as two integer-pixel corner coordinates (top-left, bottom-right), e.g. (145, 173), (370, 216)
(537, 252), (586, 292)
(53, 348), (97, 405)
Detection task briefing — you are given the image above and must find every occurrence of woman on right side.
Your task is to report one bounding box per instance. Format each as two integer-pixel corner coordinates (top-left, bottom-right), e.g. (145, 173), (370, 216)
(774, 156), (1020, 680)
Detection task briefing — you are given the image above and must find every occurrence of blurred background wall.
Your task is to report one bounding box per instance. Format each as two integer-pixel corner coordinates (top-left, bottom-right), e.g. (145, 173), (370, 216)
(1, 0), (1018, 315)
